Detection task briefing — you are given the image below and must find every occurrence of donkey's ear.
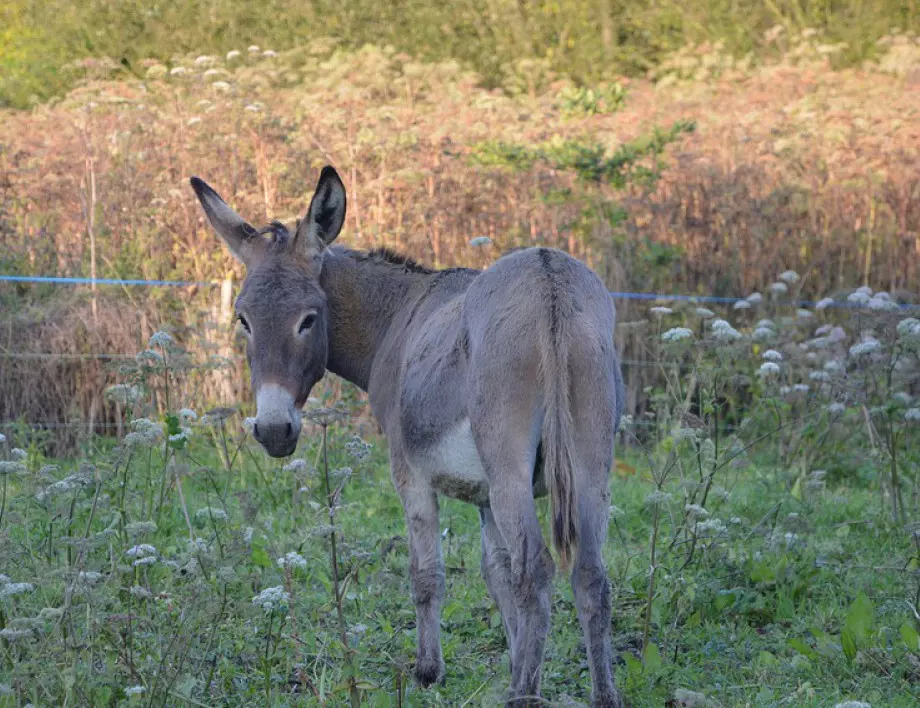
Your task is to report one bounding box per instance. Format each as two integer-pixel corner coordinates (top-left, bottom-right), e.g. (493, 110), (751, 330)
(295, 166), (346, 268)
(190, 177), (259, 264)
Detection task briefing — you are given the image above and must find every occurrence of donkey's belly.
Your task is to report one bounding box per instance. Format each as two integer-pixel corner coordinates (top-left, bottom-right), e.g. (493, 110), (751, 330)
(411, 418), (490, 505)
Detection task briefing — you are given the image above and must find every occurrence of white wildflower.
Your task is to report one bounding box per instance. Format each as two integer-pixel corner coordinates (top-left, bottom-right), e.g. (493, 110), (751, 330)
(762, 350), (783, 361)
(133, 556), (157, 567)
(11, 448), (27, 460)
(827, 402), (846, 417)
(148, 331), (173, 348)
(195, 507), (228, 522)
(847, 291), (871, 306)
(130, 586), (152, 600)
(695, 308), (715, 318)
(650, 306), (673, 316)
(77, 571), (103, 584)
(212, 81), (231, 91)
(179, 408), (197, 423)
(733, 300), (752, 310)
(247, 45), (261, 53)
(283, 458), (307, 473)
(0, 461), (27, 476)
(752, 327), (773, 341)
(673, 427), (701, 443)
(242, 417), (256, 433)
(793, 384), (810, 393)
(125, 685), (146, 696)
(468, 236), (491, 247)
(169, 66), (187, 76)
(125, 521), (157, 536)
(905, 408), (920, 422)
(797, 308), (814, 319)
(0, 629), (30, 640)
(105, 383), (141, 405)
(662, 327), (693, 342)
(759, 362), (781, 377)
(345, 435), (373, 461)
(245, 104), (262, 112)
(0, 582), (34, 599)
(892, 392), (912, 406)
(711, 319), (741, 341)
(849, 337), (881, 357)
(685, 504), (709, 518)
(816, 297), (835, 310)
(696, 518), (727, 535)
(125, 544), (157, 558)
(824, 360), (843, 373)
(856, 286), (873, 296)
(0, 433), (5, 444)
(168, 429), (191, 443)
(747, 292), (763, 304)
(780, 385), (791, 395)
(868, 297), (899, 312)
(833, 701), (872, 708)
(252, 586), (290, 611)
(896, 317), (920, 345)
(769, 281), (788, 295)
(226, 50), (241, 60)
(809, 370), (830, 382)
(779, 270), (800, 283)
(263, 49), (278, 58)
(277, 552), (308, 570)
(645, 490), (672, 507)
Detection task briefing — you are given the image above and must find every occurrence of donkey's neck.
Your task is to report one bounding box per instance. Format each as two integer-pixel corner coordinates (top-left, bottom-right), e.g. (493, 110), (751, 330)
(318, 247), (429, 391)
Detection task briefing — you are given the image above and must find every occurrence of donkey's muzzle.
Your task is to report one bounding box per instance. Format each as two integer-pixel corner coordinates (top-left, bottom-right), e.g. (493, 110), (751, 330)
(254, 383), (302, 458)
(253, 420), (299, 458)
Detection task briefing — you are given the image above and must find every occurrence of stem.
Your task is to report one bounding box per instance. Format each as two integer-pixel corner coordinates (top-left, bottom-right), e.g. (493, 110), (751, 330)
(642, 501), (661, 655)
(320, 424), (360, 708)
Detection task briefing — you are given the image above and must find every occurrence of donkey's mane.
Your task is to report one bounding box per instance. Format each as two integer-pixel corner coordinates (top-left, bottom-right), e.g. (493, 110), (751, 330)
(258, 220), (293, 245)
(349, 247), (437, 274)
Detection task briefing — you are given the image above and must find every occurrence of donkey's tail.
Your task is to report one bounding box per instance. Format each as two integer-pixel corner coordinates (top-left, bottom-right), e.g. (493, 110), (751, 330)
(537, 264), (579, 572)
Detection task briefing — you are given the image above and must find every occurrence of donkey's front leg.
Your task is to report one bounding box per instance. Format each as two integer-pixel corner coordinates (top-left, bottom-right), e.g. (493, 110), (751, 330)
(392, 455), (445, 687)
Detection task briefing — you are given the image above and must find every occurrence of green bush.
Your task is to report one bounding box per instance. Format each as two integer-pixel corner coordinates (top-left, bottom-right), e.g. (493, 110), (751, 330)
(2, 0), (917, 107)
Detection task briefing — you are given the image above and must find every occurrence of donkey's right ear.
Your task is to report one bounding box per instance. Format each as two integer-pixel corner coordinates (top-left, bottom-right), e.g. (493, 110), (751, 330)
(190, 177), (259, 264)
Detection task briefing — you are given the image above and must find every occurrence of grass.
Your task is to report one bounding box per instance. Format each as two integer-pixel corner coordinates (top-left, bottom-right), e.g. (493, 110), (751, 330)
(1, 409), (918, 706)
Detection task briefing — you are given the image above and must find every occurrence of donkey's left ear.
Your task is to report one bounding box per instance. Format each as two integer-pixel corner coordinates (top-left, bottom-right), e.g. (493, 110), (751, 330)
(295, 166), (346, 269)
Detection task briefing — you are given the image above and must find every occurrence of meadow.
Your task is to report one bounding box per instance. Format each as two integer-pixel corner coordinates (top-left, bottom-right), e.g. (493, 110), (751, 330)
(1, 13), (920, 708)
(2, 281), (920, 706)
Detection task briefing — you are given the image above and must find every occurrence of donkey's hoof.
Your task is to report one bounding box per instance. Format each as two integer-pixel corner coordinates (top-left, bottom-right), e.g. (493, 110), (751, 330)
(413, 657), (444, 688)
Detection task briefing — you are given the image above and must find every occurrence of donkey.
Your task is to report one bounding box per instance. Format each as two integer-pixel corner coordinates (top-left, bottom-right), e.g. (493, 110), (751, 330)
(191, 166), (625, 707)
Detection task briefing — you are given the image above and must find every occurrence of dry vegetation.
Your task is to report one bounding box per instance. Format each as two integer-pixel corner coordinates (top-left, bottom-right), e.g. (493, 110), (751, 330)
(1, 33), (920, 439)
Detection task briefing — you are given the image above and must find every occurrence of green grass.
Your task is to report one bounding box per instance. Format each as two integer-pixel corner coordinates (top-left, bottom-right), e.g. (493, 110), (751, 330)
(1, 416), (917, 706)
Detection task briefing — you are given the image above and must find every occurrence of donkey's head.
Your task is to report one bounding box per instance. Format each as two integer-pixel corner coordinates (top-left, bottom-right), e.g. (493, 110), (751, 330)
(190, 167), (346, 457)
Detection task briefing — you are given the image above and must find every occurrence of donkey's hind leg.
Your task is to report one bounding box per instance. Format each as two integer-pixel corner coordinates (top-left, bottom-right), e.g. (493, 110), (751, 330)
(570, 366), (623, 707)
(474, 435), (554, 706)
(480, 506), (519, 673)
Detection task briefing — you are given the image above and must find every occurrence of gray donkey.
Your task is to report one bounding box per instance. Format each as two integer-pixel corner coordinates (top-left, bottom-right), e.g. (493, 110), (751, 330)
(191, 166), (625, 707)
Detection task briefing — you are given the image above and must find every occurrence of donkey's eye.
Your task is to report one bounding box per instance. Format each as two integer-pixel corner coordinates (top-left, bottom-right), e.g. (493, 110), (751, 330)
(298, 312), (317, 334)
(237, 314), (251, 334)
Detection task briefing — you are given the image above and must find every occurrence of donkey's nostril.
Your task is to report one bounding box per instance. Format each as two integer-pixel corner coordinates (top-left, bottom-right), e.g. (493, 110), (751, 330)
(252, 423), (261, 440)
(284, 422), (293, 438)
